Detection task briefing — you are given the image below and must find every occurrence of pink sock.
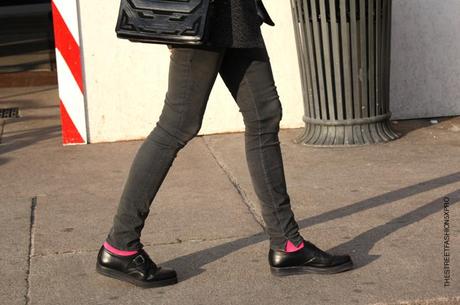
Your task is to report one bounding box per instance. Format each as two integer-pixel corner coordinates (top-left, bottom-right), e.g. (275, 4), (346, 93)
(103, 242), (139, 256)
(285, 240), (305, 252)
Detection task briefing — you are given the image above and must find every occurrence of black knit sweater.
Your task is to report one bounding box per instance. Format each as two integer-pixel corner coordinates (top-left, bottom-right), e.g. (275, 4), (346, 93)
(205, 0), (265, 48)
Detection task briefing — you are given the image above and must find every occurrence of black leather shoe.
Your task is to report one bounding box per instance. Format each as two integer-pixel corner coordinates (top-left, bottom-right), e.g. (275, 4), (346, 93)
(268, 239), (354, 276)
(96, 245), (178, 288)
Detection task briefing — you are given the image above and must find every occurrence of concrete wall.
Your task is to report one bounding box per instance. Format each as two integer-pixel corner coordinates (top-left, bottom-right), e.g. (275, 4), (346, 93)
(390, 0), (460, 120)
(78, 0), (460, 143)
(78, 1), (303, 143)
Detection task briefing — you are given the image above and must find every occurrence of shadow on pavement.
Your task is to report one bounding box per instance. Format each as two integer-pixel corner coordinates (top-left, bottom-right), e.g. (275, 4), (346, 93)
(0, 123), (61, 155)
(162, 172), (459, 281)
(0, 86), (57, 100)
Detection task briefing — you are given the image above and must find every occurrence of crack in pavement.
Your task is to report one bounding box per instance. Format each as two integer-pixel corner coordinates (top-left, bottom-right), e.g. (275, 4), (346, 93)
(201, 136), (265, 229)
(25, 196), (37, 305)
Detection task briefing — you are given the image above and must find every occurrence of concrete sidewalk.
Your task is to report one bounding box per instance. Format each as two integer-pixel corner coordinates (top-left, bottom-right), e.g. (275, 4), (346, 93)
(0, 86), (459, 305)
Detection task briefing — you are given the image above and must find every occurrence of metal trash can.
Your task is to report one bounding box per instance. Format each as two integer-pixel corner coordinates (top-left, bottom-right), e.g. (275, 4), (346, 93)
(290, 0), (400, 145)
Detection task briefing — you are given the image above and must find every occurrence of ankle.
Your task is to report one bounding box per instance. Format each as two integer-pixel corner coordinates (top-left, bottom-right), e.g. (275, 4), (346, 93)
(103, 241), (139, 256)
(285, 240), (304, 252)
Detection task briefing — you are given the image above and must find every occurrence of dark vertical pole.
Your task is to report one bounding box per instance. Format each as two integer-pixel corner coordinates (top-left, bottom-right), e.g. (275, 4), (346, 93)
(340, 0), (353, 120)
(376, 0), (382, 115)
(350, 0), (360, 120)
(329, 0), (344, 121)
(368, 0), (375, 117)
(303, 0), (321, 120)
(290, 0), (311, 118)
(310, 0), (328, 121)
(319, 0), (336, 122)
(359, 0), (368, 118)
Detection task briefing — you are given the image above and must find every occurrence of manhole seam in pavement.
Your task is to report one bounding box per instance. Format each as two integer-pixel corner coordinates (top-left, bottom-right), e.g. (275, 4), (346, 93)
(0, 107), (20, 119)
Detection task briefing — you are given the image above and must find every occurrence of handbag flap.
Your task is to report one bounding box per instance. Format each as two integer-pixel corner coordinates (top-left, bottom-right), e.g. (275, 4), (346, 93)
(115, 0), (211, 44)
(130, 0), (204, 13)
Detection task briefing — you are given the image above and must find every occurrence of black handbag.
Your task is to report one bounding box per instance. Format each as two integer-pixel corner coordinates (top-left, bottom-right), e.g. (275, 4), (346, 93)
(115, 0), (212, 45)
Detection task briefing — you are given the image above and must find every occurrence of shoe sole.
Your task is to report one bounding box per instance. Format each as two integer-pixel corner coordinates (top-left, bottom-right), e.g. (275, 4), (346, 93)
(270, 260), (354, 276)
(96, 263), (178, 288)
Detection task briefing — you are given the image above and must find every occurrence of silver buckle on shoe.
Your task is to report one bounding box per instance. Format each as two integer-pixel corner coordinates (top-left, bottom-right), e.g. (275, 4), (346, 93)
(133, 254), (145, 266)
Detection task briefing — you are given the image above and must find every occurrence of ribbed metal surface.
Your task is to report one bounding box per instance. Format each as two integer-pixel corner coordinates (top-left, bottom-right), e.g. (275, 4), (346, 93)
(290, 0), (400, 145)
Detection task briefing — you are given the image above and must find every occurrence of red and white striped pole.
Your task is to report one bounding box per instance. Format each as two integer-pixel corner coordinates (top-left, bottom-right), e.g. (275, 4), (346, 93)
(51, 0), (87, 145)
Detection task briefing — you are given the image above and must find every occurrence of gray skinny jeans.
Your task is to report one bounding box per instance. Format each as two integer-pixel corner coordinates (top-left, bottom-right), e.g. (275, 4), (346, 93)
(105, 44), (304, 251)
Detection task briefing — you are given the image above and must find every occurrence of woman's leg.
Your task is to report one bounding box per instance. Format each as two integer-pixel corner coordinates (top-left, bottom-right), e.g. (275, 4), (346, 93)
(105, 46), (226, 251)
(219, 46), (304, 251)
